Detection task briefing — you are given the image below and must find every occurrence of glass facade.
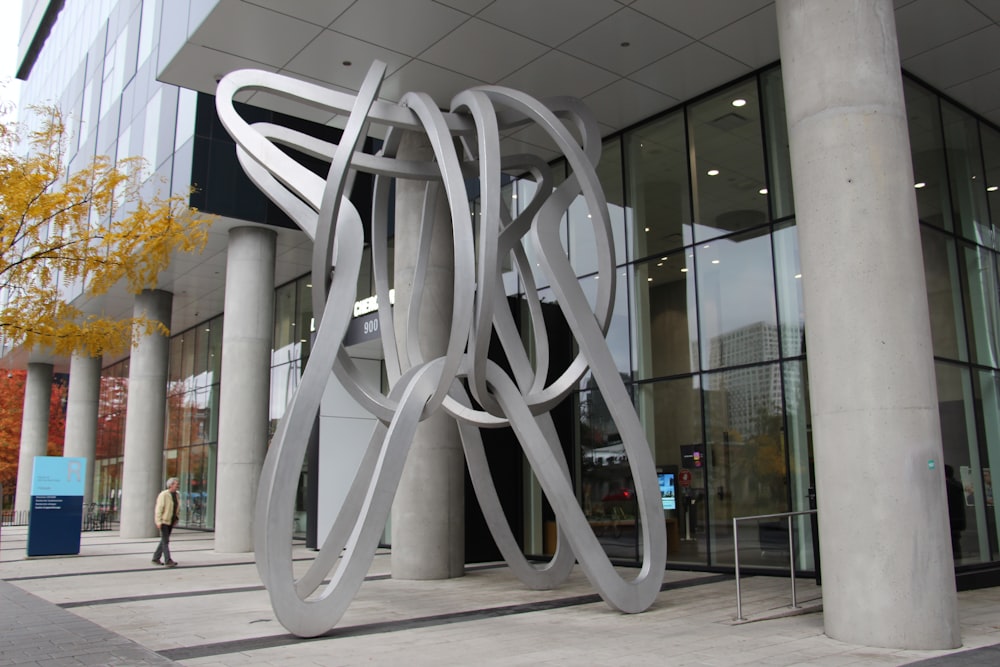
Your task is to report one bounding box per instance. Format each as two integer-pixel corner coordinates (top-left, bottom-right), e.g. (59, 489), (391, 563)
(911, 77), (1000, 566)
(83, 59), (1000, 576)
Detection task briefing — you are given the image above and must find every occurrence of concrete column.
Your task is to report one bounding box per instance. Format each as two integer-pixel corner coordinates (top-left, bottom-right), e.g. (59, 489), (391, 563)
(214, 226), (275, 553)
(119, 290), (172, 538)
(63, 353), (102, 506)
(776, 0), (959, 649)
(391, 130), (464, 580)
(13, 363), (54, 515)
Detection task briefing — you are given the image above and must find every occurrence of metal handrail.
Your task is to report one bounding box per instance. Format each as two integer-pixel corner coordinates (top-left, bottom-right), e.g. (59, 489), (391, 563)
(732, 509), (818, 621)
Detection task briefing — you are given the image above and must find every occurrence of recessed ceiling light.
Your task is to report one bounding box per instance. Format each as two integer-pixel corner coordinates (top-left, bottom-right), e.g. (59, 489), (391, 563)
(707, 169), (720, 176)
(342, 60), (352, 67)
(647, 277), (653, 282)
(657, 262), (663, 267)
(711, 259), (720, 264)
(988, 185), (998, 192)
(620, 41), (631, 47)
(680, 268), (688, 273)
(732, 98), (747, 107)
(758, 188), (768, 195)
(794, 274), (802, 279)
(645, 227), (650, 232)
(914, 182), (926, 189)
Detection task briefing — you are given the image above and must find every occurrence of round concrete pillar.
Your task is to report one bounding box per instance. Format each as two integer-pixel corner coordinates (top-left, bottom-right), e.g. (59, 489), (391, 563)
(214, 226), (276, 553)
(391, 130), (465, 580)
(776, 0), (959, 649)
(64, 353), (102, 506)
(13, 363), (54, 515)
(119, 290), (173, 538)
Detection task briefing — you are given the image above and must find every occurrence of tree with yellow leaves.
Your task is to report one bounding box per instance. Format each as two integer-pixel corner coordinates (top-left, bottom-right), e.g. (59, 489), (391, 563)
(0, 106), (210, 356)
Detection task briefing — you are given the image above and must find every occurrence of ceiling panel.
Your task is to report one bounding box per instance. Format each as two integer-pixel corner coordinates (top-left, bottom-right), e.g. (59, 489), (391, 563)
(702, 5), (780, 69)
(630, 0), (773, 40)
(476, 0), (622, 47)
(583, 78), (678, 130)
(189, 0), (322, 66)
(284, 29), (411, 87)
(330, 0), (469, 57)
(560, 7), (691, 76)
(420, 18), (548, 82)
(160, 44), (279, 96)
(902, 25), (1000, 90)
(630, 42), (750, 103)
(498, 50), (619, 101)
(895, 0), (991, 59)
(247, 0), (355, 28)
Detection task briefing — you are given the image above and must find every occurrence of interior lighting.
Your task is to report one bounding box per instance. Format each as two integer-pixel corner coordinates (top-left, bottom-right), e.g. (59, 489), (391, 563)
(657, 262), (664, 267)
(988, 185), (998, 192)
(711, 259), (720, 264)
(758, 188), (768, 195)
(794, 274), (802, 279)
(645, 227), (650, 232)
(732, 98), (747, 107)
(680, 267), (688, 273)
(647, 277), (653, 282)
(914, 182), (926, 189)
(707, 169), (720, 176)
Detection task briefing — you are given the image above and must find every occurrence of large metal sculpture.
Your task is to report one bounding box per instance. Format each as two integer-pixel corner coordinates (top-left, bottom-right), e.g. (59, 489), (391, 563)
(216, 62), (666, 638)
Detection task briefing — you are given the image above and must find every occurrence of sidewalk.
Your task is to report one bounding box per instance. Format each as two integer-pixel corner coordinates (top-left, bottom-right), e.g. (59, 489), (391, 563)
(1, 525), (999, 666)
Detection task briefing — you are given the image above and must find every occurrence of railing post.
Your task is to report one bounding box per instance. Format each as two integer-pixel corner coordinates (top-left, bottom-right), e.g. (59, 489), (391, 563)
(788, 514), (798, 608)
(734, 516), (744, 620)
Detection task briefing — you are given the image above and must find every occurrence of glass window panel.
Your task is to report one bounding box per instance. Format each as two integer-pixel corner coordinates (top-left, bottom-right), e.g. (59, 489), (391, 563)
(905, 79), (953, 231)
(635, 377), (707, 565)
(704, 364), (788, 567)
(296, 276), (314, 362)
(921, 227), (967, 361)
(569, 139), (627, 274)
(783, 361), (816, 573)
(579, 271), (630, 388)
(973, 369), (1000, 560)
(632, 251), (698, 379)
(208, 316), (223, 382)
(579, 387), (639, 562)
(688, 80), (769, 243)
(983, 125), (1000, 236)
(942, 101), (990, 245)
(625, 110), (691, 260)
(273, 281), (296, 354)
(960, 242), (1000, 367)
(696, 230), (778, 370)
(938, 363), (989, 564)
(760, 67), (794, 220)
(772, 221), (805, 358)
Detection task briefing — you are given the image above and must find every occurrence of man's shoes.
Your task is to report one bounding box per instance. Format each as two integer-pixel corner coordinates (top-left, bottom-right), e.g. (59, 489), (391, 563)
(165, 560), (178, 568)
(152, 559), (163, 566)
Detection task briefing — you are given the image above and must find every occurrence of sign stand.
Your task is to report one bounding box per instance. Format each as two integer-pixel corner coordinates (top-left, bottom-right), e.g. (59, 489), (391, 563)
(27, 457), (87, 557)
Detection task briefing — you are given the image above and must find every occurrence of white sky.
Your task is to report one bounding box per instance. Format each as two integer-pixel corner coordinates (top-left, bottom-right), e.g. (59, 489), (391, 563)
(1, 1), (24, 122)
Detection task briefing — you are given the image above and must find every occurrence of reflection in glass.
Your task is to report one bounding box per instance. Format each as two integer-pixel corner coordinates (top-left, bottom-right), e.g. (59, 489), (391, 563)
(921, 227), (967, 361)
(579, 272), (631, 388)
(688, 80), (768, 243)
(960, 242), (1000, 367)
(772, 222), (805, 358)
(972, 369), (1000, 560)
(937, 362), (987, 564)
(632, 252), (698, 380)
(704, 365), (789, 567)
(625, 110), (691, 260)
(579, 388), (639, 562)
(570, 139), (627, 274)
(760, 67), (794, 220)
(942, 101), (990, 245)
(696, 231), (778, 370)
(984, 125), (1000, 244)
(783, 361), (816, 573)
(905, 79), (952, 230)
(635, 377), (706, 565)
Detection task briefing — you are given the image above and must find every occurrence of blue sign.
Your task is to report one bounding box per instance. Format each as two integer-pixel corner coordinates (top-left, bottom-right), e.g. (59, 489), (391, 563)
(27, 457), (86, 557)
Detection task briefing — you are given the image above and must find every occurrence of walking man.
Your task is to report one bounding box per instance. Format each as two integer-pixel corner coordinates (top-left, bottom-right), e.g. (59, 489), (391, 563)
(152, 477), (180, 567)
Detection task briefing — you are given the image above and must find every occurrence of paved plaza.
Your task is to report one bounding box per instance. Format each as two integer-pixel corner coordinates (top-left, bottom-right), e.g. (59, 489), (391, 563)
(1, 525), (999, 666)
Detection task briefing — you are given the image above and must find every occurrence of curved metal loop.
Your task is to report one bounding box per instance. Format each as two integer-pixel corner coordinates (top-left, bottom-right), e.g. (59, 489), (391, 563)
(215, 62), (666, 639)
